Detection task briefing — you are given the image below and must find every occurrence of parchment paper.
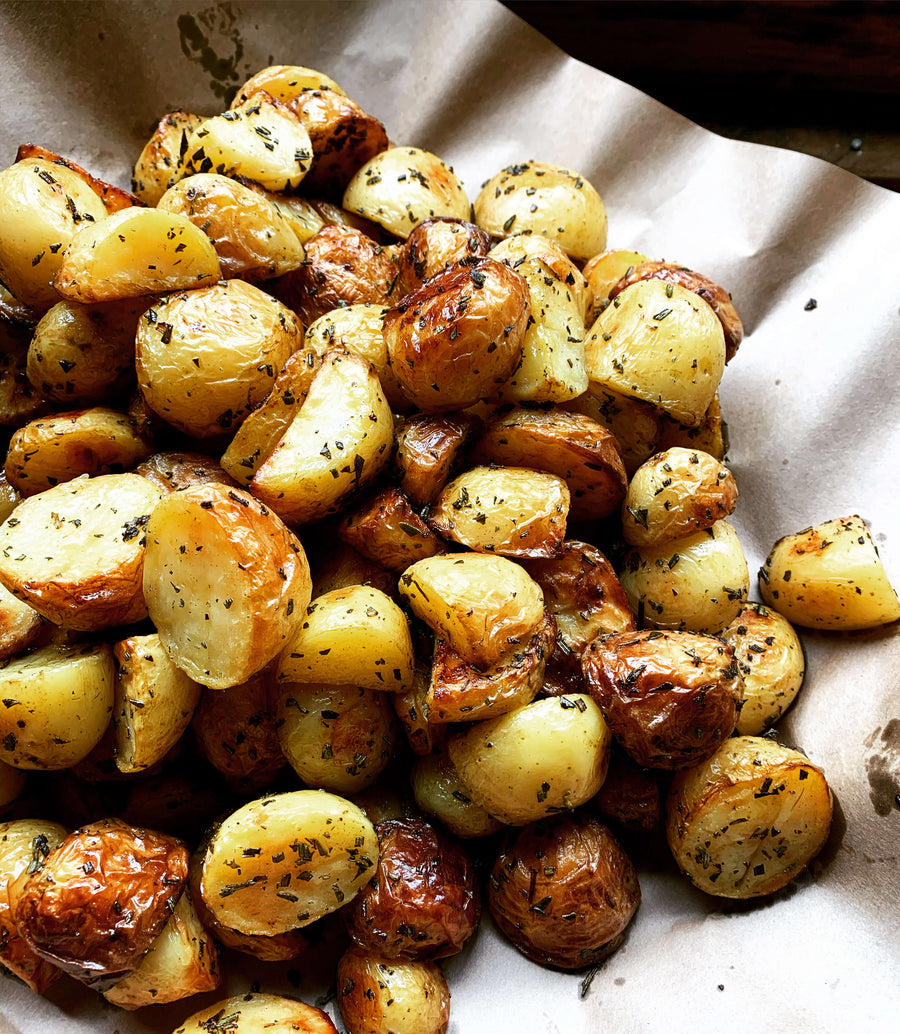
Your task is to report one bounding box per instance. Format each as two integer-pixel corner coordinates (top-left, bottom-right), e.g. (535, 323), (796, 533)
(1, 2), (898, 1032)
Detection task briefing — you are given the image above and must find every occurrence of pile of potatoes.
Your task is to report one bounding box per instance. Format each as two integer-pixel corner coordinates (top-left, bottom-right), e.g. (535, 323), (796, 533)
(1, 62), (899, 1034)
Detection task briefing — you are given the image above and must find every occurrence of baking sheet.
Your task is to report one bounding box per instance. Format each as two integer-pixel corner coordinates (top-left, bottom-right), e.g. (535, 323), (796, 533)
(1, 1), (899, 1032)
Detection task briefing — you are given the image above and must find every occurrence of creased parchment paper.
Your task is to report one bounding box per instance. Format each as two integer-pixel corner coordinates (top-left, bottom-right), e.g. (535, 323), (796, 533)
(1, 2), (898, 1032)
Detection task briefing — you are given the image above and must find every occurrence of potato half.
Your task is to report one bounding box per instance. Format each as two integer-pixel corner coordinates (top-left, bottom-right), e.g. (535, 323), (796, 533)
(131, 110), (205, 205)
(174, 993), (339, 1034)
(337, 947), (450, 1034)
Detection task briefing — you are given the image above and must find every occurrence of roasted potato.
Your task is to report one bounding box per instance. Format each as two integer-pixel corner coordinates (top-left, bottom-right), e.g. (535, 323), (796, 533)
(656, 393), (728, 461)
(590, 745), (661, 832)
(339, 487), (445, 572)
(489, 232), (591, 324)
(1, 327), (51, 429)
(136, 451), (238, 494)
(583, 248), (651, 320)
(410, 751), (503, 838)
(131, 110), (205, 205)
(396, 217), (491, 296)
(232, 64), (347, 106)
(0, 580), (46, 661)
(394, 412), (474, 508)
(338, 947), (450, 1034)
(174, 992), (339, 1034)
(564, 384), (662, 476)
(13, 144), (140, 216)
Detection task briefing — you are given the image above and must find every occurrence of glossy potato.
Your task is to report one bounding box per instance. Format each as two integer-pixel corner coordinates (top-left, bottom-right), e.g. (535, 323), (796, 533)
(174, 992), (339, 1034)
(410, 752), (503, 839)
(396, 217), (491, 296)
(337, 947), (450, 1034)
(339, 487), (445, 571)
(131, 110), (205, 205)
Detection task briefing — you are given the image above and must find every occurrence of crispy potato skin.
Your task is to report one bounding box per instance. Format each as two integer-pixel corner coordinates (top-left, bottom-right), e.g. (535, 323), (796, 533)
(136, 451), (239, 494)
(174, 992), (339, 1034)
(488, 814), (640, 969)
(14, 818), (188, 989)
(583, 629), (742, 770)
(383, 258), (530, 412)
(339, 487), (445, 571)
(394, 413), (473, 508)
(344, 817), (480, 960)
(590, 746), (661, 832)
(396, 217), (491, 296)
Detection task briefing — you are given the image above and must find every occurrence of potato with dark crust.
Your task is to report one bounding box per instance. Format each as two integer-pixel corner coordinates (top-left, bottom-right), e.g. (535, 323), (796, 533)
(14, 817), (189, 989)
(582, 628), (742, 770)
(589, 745), (661, 832)
(275, 223), (399, 326)
(394, 412), (474, 508)
(488, 814), (640, 970)
(382, 258), (530, 412)
(344, 816), (480, 960)
(339, 487), (445, 572)
(396, 217), (491, 297)
(136, 451), (239, 494)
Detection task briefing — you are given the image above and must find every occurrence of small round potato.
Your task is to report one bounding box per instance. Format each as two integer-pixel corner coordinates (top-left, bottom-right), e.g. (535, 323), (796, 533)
(410, 752), (503, 838)
(619, 519), (750, 634)
(474, 161), (607, 260)
(337, 947), (450, 1034)
(666, 736), (833, 898)
(343, 816), (480, 959)
(174, 992), (339, 1034)
(397, 217), (492, 296)
(488, 814), (640, 969)
(135, 279), (303, 438)
(622, 447), (738, 547)
(343, 146), (470, 238)
(383, 258), (530, 412)
(590, 746), (661, 832)
(582, 629), (742, 769)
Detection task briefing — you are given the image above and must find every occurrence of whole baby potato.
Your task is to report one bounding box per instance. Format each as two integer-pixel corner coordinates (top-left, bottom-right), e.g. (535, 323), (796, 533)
(337, 947), (450, 1034)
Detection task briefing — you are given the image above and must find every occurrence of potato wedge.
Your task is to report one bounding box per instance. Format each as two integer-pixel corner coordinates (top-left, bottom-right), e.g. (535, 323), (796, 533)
(278, 585), (414, 693)
(143, 483), (310, 689)
(490, 232), (591, 324)
(131, 110), (205, 205)
(175, 993), (339, 1034)
(54, 208), (221, 302)
(13, 145), (140, 215)
(0, 472), (162, 629)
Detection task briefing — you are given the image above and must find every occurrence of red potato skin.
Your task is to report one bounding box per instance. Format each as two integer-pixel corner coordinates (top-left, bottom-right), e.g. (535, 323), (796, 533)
(344, 816), (480, 959)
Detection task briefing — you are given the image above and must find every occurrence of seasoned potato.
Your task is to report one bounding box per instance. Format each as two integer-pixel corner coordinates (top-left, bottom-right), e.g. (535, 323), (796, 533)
(583, 629), (742, 770)
(590, 746), (661, 832)
(447, 694), (611, 825)
(428, 465), (569, 558)
(26, 298), (141, 405)
(622, 447), (738, 547)
(0, 472), (162, 629)
(666, 736), (833, 898)
(232, 64), (347, 106)
(1, 327), (50, 429)
(490, 233), (590, 323)
(758, 515), (900, 630)
(0, 158), (108, 311)
(158, 173), (306, 281)
(394, 412), (474, 508)
(338, 947), (450, 1034)
(54, 208), (222, 303)
(584, 279), (726, 428)
(5, 407), (152, 496)
(135, 278), (303, 438)
(0, 580), (45, 661)
(278, 584), (415, 693)
(186, 94), (313, 191)
(266, 190), (327, 243)
(620, 519), (750, 633)
(136, 451), (238, 494)
(191, 669), (287, 793)
(427, 609), (556, 723)
(721, 603), (806, 735)
(310, 538), (397, 600)
(175, 993), (339, 1034)
(250, 349), (394, 525)
(344, 816), (479, 959)
(0, 819), (68, 993)
(391, 661), (444, 758)
(474, 161), (607, 260)
(398, 553), (544, 670)
(102, 890), (220, 1009)
(0, 471), (19, 525)
(383, 259), (530, 412)
(473, 408), (627, 521)
(609, 260), (743, 363)
(343, 146), (470, 238)
(396, 217), (491, 296)
(488, 814), (640, 969)
(197, 790), (377, 935)
(340, 487), (445, 571)
(583, 248), (651, 319)
(113, 633), (202, 774)
(278, 681), (397, 794)
(13, 144), (139, 216)
(143, 483), (311, 689)
(132, 110), (205, 205)
(657, 394), (728, 461)
(14, 817), (189, 989)
(564, 384), (663, 476)
(410, 751), (503, 838)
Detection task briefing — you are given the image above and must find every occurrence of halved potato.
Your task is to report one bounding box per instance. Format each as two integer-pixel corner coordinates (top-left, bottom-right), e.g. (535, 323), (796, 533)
(175, 992), (339, 1034)
(0, 472), (162, 629)
(131, 110), (205, 205)
(144, 483), (310, 689)
(278, 584), (415, 693)
(583, 248), (651, 319)
(13, 144), (140, 215)
(490, 232), (591, 323)
(54, 208), (221, 302)
(232, 64), (347, 106)
(410, 751), (503, 838)
(758, 515), (900, 630)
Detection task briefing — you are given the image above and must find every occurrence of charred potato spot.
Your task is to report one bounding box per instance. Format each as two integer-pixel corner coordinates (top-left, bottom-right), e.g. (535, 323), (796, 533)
(339, 487), (445, 572)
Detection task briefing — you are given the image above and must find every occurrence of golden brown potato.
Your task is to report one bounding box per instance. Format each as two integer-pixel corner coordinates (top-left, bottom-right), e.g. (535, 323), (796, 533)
(758, 515), (900, 630)
(590, 745), (661, 832)
(158, 173), (306, 281)
(396, 217), (492, 297)
(656, 394), (728, 461)
(0, 580), (46, 661)
(232, 64), (346, 107)
(0, 470), (20, 524)
(398, 553), (545, 670)
(474, 161), (607, 260)
(564, 384), (663, 476)
(410, 751), (503, 839)
(473, 408), (627, 521)
(428, 465), (570, 558)
(310, 539), (397, 600)
(131, 110), (205, 205)
(666, 736), (833, 898)
(582, 629), (742, 770)
(621, 447), (738, 547)
(13, 145), (138, 216)
(338, 947), (450, 1034)
(174, 992), (339, 1034)
(0, 472), (163, 630)
(488, 814), (640, 969)
(583, 248), (651, 320)
(135, 278), (304, 438)
(609, 260), (743, 363)
(275, 223), (399, 326)
(394, 413), (474, 508)
(339, 487), (445, 571)
(14, 817), (189, 989)
(344, 816), (480, 960)
(383, 259), (530, 412)
(343, 146), (470, 238)
(143, 483), (311, 689)
(721, 602), (806, 735)
(136, 451), (238, 494)
(391, 661), (445, 758)
(5, 407), (152, 496)
(490, 233), (591, 324)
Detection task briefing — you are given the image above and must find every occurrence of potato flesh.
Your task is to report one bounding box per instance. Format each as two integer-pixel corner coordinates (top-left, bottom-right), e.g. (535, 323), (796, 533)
(232, 64), (347, 106)
(583, 248), (651, 317)
(490, 233), (590, 323)
(199, 790), (378, 935)
(131, 111), (205, 205)
(411, 752), (503, 838)
(175, 993), (340, 1034)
